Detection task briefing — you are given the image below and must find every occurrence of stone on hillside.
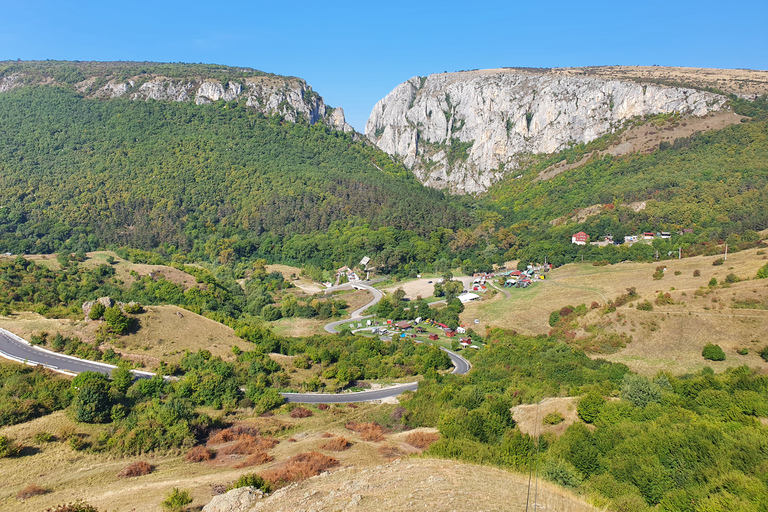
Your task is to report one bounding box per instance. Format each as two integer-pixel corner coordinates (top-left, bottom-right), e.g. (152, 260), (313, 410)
(202, 486), (265, 512)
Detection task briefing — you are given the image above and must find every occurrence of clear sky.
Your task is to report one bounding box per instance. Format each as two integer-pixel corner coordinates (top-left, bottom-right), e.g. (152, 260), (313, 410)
(2, 0), (766, 131)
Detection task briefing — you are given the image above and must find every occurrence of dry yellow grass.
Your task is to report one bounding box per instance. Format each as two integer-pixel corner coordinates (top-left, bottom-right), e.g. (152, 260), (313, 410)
(512, 397), (580, 437)
(0, 305), (245, 367)
(463, 245), (768, 374)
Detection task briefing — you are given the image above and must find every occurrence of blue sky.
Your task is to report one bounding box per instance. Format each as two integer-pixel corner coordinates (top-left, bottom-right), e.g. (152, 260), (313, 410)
(2, 0), (766, 131)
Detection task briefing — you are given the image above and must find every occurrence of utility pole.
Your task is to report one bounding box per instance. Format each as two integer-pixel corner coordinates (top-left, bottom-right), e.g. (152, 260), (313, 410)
(725, 244), (728, 261)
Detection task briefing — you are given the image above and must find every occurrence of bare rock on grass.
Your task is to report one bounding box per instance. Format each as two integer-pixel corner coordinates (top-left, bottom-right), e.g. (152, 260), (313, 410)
(202, 486), (265, 512)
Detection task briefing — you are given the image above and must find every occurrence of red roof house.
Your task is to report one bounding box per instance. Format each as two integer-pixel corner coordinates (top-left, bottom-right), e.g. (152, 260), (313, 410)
(571, 231), (589, 245)
(428, 333), (439, 341)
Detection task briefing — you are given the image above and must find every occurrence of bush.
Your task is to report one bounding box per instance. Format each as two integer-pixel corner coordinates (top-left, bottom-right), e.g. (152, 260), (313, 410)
(737, 348), (749, 355)
(0, 435), (22, 457)
(34, 432), (54, 443)
(405, 431), (440, 449)
(542, 458), (583, 489)
(636, 300), (654, 311)
(118, 461), (153, 478)
(759, 346), (768, 362)
(577, 392), (605, 423)
(702, 343), (726, 361)
(757, 262), (768, 279)
(712, 258), (725, 266)
(88, 303), (105, 320)
(42, 502), (100, 512)
(289, 407), (313, 418)
(226, 473), (272, 493)
(161, 488), (192, 512)
(543, 412), (565, 425)
(185, 445), (214, 462)
(345, 421), (385, 442)
(123, 302), (143, 314)
(621, 374), (662, 408)
(104, 306), (130, 334)
(708, 277), (718, 287)
(17, 483), (48, 500)
(260, 451), (339, 486)
(723, 273), (740, 284)
(693, 269), (701, 277)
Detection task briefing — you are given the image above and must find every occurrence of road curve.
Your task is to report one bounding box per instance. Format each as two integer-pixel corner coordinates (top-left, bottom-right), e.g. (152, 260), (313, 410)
(283, 382), (419, 403)
(0, 327), (156, 377)
(324, 282), (383, 333)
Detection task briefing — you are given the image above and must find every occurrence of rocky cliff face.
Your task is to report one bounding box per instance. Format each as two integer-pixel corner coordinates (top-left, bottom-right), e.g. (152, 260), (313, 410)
(365, 70), (728, 193)
(0, 72), (353, 131)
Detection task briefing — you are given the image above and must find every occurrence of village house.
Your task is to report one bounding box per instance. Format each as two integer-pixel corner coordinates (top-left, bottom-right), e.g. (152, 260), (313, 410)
(643, 232), (655, 240)
(571, 231), (589, 245)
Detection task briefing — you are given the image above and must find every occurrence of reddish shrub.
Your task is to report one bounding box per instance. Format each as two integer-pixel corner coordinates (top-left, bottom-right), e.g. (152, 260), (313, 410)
(17, 483), (48, 500)
(261, 451), (338, 486)
(117, 461), (153, 478)
(319, 437), (351, 451)
(185, 445), (214, 462)
(378, 445), (403, 461)
(405, 432), (440, 449)
(287, 437), (297, 442)
(289, 407), (313, 418)
(207, 425), (261, 445)
(590, 301), (600, 309)
(318, 403), (329, 410)
(43, 502), (100, 512)
(234, 452), (274, 468)
(346, 403), (358, 409)
(345, 422), (385, 442)
(320, 432), (334, 438)
(218, 436), (278, 456)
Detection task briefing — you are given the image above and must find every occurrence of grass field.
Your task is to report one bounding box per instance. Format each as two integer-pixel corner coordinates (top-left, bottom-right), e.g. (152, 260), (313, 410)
(0, 305), (245, 367)
(462, 245), (768, 375)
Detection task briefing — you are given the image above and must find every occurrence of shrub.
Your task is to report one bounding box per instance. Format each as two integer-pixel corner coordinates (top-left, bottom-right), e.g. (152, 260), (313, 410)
(548, 310), (561, 327)
(759, 346), (768, 362)
(260, 451), (339, 486)
(577, 392), (605, 423)
(34, 432), (54, 443)
(737, 348), (749, 355)
(42, 502), (101, 512)
(185, 445), (214, 462)
(542, 458), (583, 489)
(693, 269), (701, 277)
(226, 473), (273, 493)
(118, 461), (153, 478)
(590, 301), (599, 309)
(757, 262), (768, 279)
(405, 431), (440, 449)
(319, 436), (353, 451)
(712, 258), (725, 266)
(289, 407), (313, 418)
(708, 277), (718, 287)
(318, 403), (329, 410)
(234, 452), (274, 468)
(88, 303), (105, 320)
(652, 266), (665, 280)
(543, 412), (565, 425)
(636, 300), (654, 311)
(723, 273), (740, 284)
(0, 435), (22, 457)
(621, 374), (662, 408)
(345, 421), (385, 442)
(702, 343), (726, 361)
(161, 488), (192, 512)
(17, 483), (48, 500)
(123, 302), (143, 314)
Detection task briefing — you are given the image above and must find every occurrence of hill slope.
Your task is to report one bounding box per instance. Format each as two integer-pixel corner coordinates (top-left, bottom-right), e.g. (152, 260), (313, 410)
(0, 62), (469, 262)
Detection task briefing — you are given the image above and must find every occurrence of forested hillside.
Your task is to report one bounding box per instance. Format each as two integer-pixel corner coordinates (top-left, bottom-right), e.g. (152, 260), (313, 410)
(0, 85), (468, 266)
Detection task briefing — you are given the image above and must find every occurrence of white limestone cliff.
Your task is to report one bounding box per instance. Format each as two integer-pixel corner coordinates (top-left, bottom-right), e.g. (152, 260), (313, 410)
(365, 70), (728, 193)
(0, 72), (351, 130)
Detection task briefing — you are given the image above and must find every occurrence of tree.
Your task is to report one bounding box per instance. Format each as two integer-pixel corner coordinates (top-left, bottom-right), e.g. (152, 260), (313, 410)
(104, 306), (130, 334)
(72, 378), (112, 423)
(620, 373), (662, 408)
(88, 302), (106, 320)
(702, 343), (726, 361)
(577, 391), (605, 423)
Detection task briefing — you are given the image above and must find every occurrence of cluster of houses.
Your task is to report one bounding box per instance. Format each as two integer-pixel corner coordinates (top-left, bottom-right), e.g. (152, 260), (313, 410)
(490, 265), (550, 289)
(385, 319), (479, 348)
(572, 230), (685, 246)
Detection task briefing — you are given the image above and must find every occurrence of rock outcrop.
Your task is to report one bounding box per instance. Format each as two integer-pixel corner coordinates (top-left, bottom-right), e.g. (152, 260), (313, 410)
(202, 486), (265, 512)
(365, 69), (728, 193)
(0, 71), (351, 130)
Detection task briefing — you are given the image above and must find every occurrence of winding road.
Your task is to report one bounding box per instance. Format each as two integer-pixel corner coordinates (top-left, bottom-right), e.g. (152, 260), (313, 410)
(0, 280), (471, 403)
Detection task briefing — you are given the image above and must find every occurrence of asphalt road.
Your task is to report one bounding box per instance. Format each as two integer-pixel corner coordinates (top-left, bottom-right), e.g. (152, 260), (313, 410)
(282, 382), (419, 403)
(324, 281), (384, 333)
(0, 327), (118, 376)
